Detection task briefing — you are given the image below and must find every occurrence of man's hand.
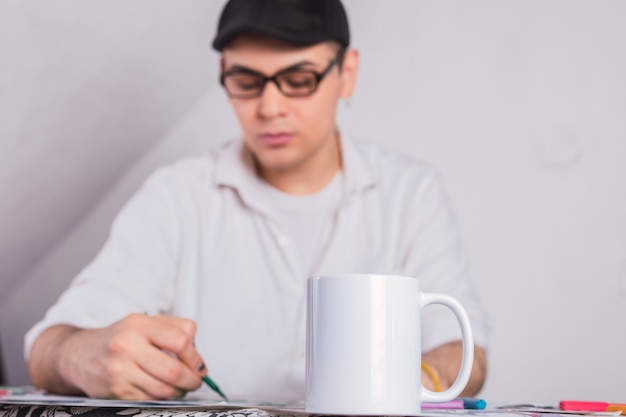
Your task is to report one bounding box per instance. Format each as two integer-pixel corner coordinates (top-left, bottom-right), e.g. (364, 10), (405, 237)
(421, 341), (487, 397)
(29, 314), (208, 400)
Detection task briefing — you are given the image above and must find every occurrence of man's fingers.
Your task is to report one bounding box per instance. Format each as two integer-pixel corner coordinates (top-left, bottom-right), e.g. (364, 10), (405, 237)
(141, 315), (206, 375)
(105, 314), (206, 398)
(116, 314), (206, 389)
(130, 366), (187, 400)
(108, 359), (186, 400)
(134, 344), (204, 392)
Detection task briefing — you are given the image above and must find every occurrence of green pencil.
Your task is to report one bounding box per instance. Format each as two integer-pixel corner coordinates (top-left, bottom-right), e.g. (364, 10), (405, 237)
(202, 375), (228, 401)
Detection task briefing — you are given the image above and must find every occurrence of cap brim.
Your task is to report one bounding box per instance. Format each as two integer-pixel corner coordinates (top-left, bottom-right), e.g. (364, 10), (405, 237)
(213, 24), (345, 51)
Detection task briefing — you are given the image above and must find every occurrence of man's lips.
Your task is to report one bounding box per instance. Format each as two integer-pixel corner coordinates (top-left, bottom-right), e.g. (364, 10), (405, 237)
(258, 132), (293, 146)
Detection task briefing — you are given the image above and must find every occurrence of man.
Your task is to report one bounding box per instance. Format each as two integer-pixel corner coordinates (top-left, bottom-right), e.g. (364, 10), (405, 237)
(26, 0), (488, 401)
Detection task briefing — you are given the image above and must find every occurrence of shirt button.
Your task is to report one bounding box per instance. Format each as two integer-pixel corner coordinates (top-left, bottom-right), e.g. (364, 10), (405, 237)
(277, 236), (289, 248)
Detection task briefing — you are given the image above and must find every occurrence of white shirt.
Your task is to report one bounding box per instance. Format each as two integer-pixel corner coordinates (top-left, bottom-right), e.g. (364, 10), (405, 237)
(25, 133), (489, 401)
(258, 171), (344, 273)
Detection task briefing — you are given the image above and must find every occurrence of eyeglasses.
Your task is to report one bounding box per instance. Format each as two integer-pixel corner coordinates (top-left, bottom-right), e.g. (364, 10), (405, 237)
(220, 51), (344, 99)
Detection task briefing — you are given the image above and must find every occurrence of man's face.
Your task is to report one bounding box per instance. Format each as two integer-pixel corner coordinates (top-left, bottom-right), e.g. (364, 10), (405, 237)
(221, 35), (358, 180)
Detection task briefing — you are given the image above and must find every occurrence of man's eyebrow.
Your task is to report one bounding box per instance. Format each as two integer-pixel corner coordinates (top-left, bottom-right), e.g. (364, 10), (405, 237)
(280, 60), (317, 71)
(225, 60), (318, 74)
(226, 64), (258, 73)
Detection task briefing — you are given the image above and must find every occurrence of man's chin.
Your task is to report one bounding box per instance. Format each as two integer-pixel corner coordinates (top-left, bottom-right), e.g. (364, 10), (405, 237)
(253, 149), (300, 172)
(257, 156), (304, 177)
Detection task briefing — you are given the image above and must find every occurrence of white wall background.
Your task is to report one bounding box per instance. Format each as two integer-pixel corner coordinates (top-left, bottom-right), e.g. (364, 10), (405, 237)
(1, 0), (625, 405)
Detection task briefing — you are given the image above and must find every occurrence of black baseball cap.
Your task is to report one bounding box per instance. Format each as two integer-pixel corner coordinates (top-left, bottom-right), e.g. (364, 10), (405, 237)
(212, 0), (350, 51)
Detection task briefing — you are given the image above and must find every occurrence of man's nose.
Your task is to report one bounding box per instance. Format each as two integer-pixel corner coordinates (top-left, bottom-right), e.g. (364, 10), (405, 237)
(257, 80), (287, 119)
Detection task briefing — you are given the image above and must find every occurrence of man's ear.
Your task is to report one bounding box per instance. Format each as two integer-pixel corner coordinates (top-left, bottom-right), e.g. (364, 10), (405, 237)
(220, 55), (225, 73)
(339, 48), (360, 99)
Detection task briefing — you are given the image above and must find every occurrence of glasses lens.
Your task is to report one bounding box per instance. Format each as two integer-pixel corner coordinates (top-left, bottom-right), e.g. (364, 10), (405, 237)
(276, 71), (318, 97)
(223, 72), (264, 97)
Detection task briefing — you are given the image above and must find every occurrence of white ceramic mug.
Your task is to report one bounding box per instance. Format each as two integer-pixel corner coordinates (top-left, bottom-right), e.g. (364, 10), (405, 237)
(305, 274), (474, 416)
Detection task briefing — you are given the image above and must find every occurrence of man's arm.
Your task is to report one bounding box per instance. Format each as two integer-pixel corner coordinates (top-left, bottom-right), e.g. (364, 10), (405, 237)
(421, 341), (487, 396)
(28, 314), (208, 400)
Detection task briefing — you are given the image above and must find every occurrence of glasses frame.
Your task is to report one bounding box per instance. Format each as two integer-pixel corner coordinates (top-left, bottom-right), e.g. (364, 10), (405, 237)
(220, 50), (345, 99)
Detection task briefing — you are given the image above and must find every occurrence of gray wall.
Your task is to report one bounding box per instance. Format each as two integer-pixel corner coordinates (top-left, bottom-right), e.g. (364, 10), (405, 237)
(1, 0), (625, 404)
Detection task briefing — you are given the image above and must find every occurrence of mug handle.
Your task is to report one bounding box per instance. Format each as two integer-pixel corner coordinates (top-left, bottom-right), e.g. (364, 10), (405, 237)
(420, 293), (474, 403)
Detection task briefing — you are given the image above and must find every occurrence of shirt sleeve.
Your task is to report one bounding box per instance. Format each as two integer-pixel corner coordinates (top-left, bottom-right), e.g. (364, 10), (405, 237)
(400, 167), (490, 352)
(24, 168), (182, 360)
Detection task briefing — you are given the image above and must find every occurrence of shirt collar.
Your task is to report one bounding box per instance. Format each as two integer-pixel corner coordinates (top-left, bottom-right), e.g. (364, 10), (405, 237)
(339, 129), (378, 194)
(213, 128), (378, 212)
